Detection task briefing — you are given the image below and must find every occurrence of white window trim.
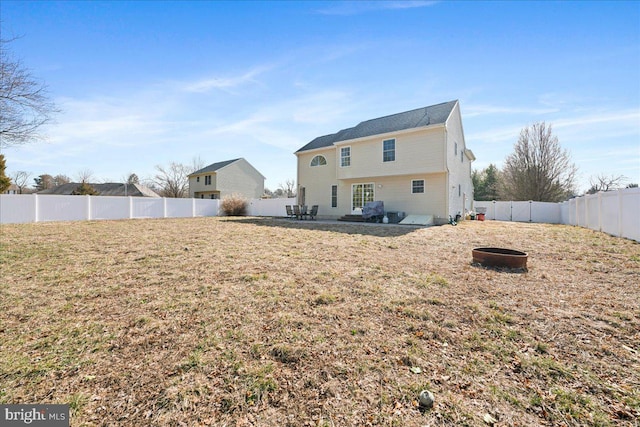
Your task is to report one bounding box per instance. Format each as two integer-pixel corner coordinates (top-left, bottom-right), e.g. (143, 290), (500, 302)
(340, 146), (351, 168)
(382, 138), (396, 162)
(351, 182), (375, 212)
(411, 179), (425, 194)
(310, 155), (327, 167)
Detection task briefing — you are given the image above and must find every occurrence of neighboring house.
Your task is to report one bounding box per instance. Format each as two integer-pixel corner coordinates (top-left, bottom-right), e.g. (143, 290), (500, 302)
(38, 182), (160, 197)
(188, 158), (265, 199)
(4, 184), (19, 194)
(295, 100), (475, 222)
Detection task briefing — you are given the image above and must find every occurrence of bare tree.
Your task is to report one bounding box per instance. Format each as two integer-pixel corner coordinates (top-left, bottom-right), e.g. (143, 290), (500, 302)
(76, 169), (94, 183)
(500, 122), (577, 202)
(586, 174), (627, 194)
(0, 37), (58, 148)
(278, 179), (297, 198)
(11, 170), (31, 193)
(53, 174), (70, 186)
(153, 162), (191, 198)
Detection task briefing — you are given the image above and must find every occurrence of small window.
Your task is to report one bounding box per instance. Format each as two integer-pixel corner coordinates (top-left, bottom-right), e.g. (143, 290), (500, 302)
(331, 185), (337, 208)
(461, 150), (464, 162)
(454, 142), (458, 155)
(412, 180), (425, 194)
(383, 139), (395, 162)
(311, 155), (327, 167)
(196, 176), (200, 182)
(458, 184), (461, 197)
(340, 147), (351, 167)
(205, 175), (212, 185)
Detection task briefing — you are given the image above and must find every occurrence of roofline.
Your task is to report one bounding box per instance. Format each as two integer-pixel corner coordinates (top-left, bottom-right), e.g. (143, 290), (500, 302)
(331, 122), (447, 147)
(295, 100), (457, 153)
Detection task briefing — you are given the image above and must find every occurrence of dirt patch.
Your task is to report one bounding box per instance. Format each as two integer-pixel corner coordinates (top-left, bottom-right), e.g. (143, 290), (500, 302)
(1, 218), (638, 426)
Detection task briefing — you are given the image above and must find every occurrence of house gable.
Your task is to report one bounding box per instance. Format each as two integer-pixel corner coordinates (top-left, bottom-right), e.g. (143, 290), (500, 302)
(188, 158), (265, 199)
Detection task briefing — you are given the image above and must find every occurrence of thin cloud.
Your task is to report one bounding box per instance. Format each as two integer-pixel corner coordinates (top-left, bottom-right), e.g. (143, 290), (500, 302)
(316, 1), (438, 16)
(182, 65), (273, 93)
(464, 104), (559, 117)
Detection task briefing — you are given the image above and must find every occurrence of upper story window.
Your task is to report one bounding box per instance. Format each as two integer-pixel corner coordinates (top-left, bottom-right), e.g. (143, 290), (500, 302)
(205, 175), (212, 185)
(461, 150), (464, 162)
(454, 142), (458, 156)
(310, 155), (327, 167)
(383, 139), (395, 162)
(340, 147), (351, 167)
(196, 176), (200, 182)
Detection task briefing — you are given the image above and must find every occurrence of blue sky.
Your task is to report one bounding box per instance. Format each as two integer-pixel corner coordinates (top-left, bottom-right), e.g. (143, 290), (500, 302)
(2, 1), (639, 193)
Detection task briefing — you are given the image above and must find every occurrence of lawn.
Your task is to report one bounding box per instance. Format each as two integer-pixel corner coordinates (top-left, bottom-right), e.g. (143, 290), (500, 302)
(1, 217), (639, 426)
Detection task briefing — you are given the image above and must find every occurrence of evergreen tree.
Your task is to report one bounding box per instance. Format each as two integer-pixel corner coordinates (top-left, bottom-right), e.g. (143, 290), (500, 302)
(0, 155), (11, 193)
(71, 182), (98, 195)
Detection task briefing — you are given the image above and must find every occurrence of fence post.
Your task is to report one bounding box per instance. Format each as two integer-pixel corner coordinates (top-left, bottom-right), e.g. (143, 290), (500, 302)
(129, 196), (133, 219)
(192, 198), (196, 217)
(87, 195), (92, 220)
(34, 193), (39, 223)
(618, 190), (623, 238)
(163, 198), (168, 218)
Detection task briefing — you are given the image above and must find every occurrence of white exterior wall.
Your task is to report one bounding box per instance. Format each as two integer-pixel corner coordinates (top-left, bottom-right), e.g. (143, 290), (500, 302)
(335, 127), (445, 180)
(296, 148), (338, 216)
(189, 174), (218, 198)
(216, 160), (265, 199)
(188, 159), (265, 199)
(445, 102), (474, 218)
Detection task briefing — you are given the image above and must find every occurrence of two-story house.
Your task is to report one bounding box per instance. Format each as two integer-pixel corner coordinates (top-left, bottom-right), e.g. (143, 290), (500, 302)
(188, 158), (265, 200)
(295, 100), (475, 223)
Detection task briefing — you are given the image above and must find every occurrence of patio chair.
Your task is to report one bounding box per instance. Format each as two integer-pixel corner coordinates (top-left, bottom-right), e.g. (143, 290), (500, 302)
(300, 205), (309, 220)
(293, 205), (302, 220)
(309, 205), (318, 220)
(285, 205), (295, 219)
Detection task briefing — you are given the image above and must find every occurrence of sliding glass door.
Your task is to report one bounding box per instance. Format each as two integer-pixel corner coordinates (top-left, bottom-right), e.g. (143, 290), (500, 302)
(352, 183), (374, 213)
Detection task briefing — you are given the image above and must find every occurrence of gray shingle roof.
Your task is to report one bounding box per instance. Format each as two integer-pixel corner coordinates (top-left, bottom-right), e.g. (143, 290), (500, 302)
(296, 100), (458, 153)
(38, 183), (159, 197)
(189, 158), (241, 176)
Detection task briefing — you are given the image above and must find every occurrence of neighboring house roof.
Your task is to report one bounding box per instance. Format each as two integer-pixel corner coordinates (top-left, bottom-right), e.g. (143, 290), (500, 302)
(189, 158), (266, 179)
(189, 158), (242, 176)
(296, 100), (458, 153)
(38, 183), (160, 197)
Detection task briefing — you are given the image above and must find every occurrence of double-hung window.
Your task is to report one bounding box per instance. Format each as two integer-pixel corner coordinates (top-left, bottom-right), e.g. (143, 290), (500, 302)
(383, 139), (395, 162)
(205, 175), (212, 185)
(340, 147), (351, 167)
(412, 179), (425, 194)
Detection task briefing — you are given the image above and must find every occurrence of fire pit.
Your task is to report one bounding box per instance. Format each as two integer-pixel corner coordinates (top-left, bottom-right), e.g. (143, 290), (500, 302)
(472, 247), (528, 269)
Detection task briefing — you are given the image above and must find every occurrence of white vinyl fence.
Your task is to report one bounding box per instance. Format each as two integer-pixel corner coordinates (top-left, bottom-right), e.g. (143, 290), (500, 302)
(0, 194), (297, 224)
(474, 187), (640, 242)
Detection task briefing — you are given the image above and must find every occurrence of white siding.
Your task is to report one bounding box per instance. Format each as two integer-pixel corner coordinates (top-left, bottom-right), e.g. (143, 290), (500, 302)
(216, 159), (265, 199)
(445, 102), (474, 217)
(336, 127), (446, 180)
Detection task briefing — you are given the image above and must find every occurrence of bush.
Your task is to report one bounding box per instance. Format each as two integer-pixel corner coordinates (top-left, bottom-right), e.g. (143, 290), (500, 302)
(221, 193), (247, 216)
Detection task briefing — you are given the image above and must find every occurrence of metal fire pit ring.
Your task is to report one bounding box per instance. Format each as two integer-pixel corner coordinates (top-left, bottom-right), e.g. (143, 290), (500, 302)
(472, 247), (528, 269)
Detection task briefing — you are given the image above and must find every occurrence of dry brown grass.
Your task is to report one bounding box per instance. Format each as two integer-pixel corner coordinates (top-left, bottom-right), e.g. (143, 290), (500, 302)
(1, 218), (639, 426)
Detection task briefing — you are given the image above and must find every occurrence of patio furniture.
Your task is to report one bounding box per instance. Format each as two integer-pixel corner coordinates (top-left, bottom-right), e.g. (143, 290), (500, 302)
(300, 205), (309, 220)
(309, 205), (318, 220)
(285, 205), (295, 219)
(293, 205), (302, 220)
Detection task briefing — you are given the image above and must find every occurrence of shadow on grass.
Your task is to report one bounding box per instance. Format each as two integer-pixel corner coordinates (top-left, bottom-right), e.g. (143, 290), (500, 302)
(223, 216), (427, 237)
(470, 262), (528, 274)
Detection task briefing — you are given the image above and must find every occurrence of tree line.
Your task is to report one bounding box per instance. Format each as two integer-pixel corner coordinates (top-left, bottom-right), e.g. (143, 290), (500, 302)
(473, 122), (636, 202)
